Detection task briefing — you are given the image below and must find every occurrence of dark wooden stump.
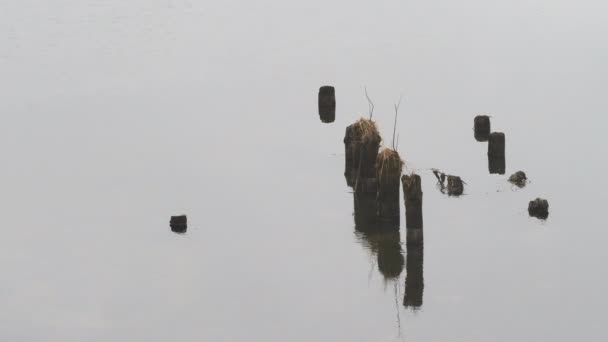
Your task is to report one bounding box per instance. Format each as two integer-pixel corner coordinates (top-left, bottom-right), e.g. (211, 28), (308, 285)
(528, 198), (549, 219)
(318, 86), (336, 123)
(474, 115), (491, 141)
(344, 124), (381, 187)
(353, 179), (378, 229)
(170, 215), (187, 234)
(404, 245), (424, 309)
(377, 178), (400, 229)
(402, 174), (423, 246)
(488, 132), (506, 174)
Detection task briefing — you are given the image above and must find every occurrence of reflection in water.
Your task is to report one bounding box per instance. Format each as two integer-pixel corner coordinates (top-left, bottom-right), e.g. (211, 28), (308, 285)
(404, 245), (424, 309)
(355, 227), (404, 280)
(354, 193), (404, 280)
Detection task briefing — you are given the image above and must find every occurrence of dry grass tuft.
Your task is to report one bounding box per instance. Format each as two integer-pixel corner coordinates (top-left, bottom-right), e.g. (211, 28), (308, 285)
(351, 117), (381, 146)
(376, 148), (404, 184)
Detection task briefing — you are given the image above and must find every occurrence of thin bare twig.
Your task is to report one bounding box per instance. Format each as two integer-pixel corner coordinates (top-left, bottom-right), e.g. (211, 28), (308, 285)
(365, 87), (375, 120)
(392, 96), (403, 149)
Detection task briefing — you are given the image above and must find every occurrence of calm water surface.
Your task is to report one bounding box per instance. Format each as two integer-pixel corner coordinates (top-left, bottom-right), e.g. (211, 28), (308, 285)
(1, 1), (607, 341)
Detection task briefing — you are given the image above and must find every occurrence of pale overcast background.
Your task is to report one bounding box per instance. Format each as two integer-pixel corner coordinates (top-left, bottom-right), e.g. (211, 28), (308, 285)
(1, 1), (607, 341)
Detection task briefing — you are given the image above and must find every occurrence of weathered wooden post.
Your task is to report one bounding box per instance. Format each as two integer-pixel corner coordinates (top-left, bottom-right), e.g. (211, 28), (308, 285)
(344, 119), (381, 188)
(488, 132), (506, 174)
(474, 115), (491, 141)
(404, 245), (424, 309)
(402, 174), (423, 246)
(170, 215), (187, 234)
(353, 180), (378, 230)
(376, 148), (403, 229)
(318, 86), (336, 123)
(528, 198), (549, 219)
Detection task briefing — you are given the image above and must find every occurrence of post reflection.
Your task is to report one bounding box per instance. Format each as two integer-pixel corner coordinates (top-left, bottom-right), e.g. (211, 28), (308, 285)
(354, 193), (404, 280)
(403, 245), (424, 309)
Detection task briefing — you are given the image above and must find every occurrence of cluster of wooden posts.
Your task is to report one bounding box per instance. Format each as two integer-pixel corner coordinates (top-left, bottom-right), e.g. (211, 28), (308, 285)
(474, 115), (549, 219)
(325, 85), (424, 308)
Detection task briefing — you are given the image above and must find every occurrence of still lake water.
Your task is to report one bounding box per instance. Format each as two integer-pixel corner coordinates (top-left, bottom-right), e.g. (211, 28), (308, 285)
(1, 1), (607, 341)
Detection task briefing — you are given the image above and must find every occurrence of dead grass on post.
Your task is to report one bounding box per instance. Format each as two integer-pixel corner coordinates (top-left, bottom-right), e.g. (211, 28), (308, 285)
(352, 117), (381, 147)
(376, 147), (404, 184)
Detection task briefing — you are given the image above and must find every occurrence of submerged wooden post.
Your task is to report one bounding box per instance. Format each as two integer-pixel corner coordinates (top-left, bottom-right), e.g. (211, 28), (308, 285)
(318, 86), (336, 123)
(488, 132), (506, 174)
(528, 198), (549, 219)
(474, 115), (491, 141)
(404, 245), (424, 309)
(376, 148), (403, 229)
(170, 215), (187, 234)
(344, 119), (381, 188)
(402, 174), (423, 246)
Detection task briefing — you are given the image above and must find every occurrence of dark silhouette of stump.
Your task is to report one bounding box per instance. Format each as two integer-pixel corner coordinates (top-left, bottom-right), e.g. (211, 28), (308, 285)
(402, 174), (423, 246)
(509, 171), (527, 187)
(344, 119), (381, 187)
(447, 175), (464, 196)
(488, 132), (506, 174)
(353, 180), (378, 229)
(318, 86), (336, 123)
(404, 245), (424, 309)
(528, 198), (549, 219)
(474, 115), (491, 141)
(170, 215), (187, 234)
(376, 149), (403, 229)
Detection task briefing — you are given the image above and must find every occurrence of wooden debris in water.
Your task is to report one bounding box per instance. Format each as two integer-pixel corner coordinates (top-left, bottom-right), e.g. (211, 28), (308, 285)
(447, 175), (464, 196)
(432, 169), (464, 196)
(528, 198), (549, 219)
(508, 171), (528, 187)
(170, 215), (187, 234)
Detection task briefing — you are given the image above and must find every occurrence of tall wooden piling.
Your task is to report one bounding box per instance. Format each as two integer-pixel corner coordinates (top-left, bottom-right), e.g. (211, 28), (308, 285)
(403, 245), (424, 309)
(318, 86), (336, 123)
(474, 115), (491, 141)
(488, 132), (506, 174)
(402, 174), (423, 246)
(344, 119), (381, 187)
(376, 148), (403, 229)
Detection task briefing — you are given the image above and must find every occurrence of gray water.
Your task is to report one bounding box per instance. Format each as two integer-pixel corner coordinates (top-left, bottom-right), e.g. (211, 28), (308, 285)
(1, 1), (607, 341)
